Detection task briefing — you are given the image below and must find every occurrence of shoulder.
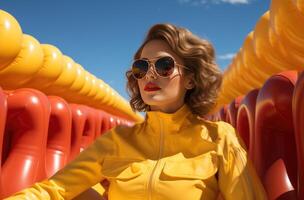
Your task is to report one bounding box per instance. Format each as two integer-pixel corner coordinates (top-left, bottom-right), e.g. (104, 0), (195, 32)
(215, 121), (243, 147)
(193, 117), (233, 141)
(194, 118), (239, 144)
(209, 121), (247, 155)
(214, 121), (237, 138)
(197, 118), (235, 133)
(94, 123), (144, 153)
(109, 121), (145, 138)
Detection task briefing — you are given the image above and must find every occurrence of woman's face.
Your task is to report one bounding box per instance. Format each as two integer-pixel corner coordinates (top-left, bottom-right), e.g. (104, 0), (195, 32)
(137, 40), (193, 113)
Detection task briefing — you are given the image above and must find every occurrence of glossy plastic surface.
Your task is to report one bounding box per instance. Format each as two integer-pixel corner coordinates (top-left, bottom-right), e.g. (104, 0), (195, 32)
(254, 71), (298, 198)
(1, 88), (50, 198)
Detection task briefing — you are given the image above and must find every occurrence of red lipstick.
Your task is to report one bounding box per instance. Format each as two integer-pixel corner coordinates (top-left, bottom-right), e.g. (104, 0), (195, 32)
(144, 82), (161, 91)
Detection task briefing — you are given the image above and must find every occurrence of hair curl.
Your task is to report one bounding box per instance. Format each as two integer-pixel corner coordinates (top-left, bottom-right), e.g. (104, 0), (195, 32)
(126, 23), (222, 117)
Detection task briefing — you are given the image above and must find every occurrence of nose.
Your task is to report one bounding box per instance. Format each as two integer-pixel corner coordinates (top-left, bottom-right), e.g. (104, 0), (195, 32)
(145, 64), (157, 80)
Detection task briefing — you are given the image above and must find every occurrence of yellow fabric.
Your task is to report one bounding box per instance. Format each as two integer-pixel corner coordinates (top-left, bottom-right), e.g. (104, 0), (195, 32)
(5, 104), (267, 200)
(72, 183), (105, 200)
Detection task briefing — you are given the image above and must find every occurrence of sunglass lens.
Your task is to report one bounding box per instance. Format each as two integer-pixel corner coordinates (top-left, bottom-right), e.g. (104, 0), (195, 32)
(132, 60), (149, 79)
(155, 56), (175, 77)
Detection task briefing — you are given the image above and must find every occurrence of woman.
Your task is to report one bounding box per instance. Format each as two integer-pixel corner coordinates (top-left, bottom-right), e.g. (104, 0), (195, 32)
(6, 24), (267, 200)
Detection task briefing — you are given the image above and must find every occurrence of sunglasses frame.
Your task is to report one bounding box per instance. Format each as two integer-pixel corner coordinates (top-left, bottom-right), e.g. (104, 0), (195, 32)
(131, 56), (190, 80)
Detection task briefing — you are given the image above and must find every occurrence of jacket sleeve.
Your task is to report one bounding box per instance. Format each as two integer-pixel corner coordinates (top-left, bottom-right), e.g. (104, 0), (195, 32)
(4, 129), (117, 200)
(216, 121), (267, 200)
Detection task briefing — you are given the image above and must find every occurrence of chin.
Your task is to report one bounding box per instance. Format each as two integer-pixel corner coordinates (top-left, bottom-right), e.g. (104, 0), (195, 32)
(143, 95), (166, 104)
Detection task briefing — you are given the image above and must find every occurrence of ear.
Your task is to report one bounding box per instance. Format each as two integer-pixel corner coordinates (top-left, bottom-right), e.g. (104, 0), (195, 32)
(185, 80), (194, 89)
(185, 75), (195, 90)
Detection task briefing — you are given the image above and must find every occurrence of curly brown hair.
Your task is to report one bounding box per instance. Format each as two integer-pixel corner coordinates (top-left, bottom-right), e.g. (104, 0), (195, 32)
(126, 23), (223, 117)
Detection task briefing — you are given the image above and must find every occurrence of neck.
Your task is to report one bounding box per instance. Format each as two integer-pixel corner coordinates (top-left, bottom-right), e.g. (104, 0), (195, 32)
(149, 101), (185, 114)
(145, 103), (192, 133)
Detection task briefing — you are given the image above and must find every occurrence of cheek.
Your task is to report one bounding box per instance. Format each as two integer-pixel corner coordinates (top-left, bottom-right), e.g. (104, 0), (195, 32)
(162, 76), (185, 96)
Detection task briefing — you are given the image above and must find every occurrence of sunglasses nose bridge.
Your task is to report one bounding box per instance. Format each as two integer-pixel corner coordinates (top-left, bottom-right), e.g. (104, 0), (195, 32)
(145, 62), (157, 79)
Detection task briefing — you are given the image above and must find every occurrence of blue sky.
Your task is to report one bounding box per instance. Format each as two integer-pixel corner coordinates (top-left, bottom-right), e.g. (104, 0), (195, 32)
(0, 0), (270, 100)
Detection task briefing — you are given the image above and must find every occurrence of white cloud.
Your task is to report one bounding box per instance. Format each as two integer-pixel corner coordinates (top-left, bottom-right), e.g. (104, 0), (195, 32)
(218, 53), (235, 60)
(221, 0), (250, 4)
(178, 0), (251, 5)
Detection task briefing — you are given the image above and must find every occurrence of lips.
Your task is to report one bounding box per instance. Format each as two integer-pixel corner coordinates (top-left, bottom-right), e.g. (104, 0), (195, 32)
(144, 82), (161, 91)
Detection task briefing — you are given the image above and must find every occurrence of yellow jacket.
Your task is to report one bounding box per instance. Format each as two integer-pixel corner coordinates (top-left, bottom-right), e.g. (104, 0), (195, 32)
(6, 104), (267, 200)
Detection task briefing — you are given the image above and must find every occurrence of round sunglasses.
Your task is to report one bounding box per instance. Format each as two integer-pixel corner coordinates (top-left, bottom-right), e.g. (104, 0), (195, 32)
(131, 56), (189, 80)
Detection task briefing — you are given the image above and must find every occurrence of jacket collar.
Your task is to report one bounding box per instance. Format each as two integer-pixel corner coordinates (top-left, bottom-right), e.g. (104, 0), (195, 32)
(145, 104), (192, 133)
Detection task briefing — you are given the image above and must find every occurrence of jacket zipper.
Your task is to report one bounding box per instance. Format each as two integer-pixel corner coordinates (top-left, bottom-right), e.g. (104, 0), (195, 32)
(147, 117), (164, 200)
